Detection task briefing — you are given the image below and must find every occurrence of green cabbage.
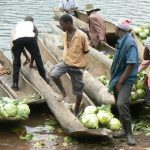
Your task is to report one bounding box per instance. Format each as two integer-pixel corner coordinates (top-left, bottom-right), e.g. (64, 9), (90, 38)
(4, 103), (17, 117)
(97, 110), (113, 125)
(17, 104), (30, 119)
(0, 107), (8, 117)
(131, 92), (137, 101)
(81, 114), (99, 129)
(84, 106), (97, 114)
(133, 27), (142, 34)
(109, 118), (121, 131)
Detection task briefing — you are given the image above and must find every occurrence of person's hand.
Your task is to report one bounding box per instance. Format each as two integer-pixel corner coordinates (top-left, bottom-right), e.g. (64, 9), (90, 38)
(116, 82), (122, 92)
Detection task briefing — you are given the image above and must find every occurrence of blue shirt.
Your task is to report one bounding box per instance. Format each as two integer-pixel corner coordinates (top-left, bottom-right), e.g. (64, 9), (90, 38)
(108, 33), (138, 92)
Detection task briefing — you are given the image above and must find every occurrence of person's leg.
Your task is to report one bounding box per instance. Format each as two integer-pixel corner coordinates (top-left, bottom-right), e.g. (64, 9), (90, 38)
(117, 84), (136, 145)
(68, 67), (84, 116)
(50, 62), (68, 99)
(22, 49), (30, 66)
(25, 38), (46, 80)
(12, 39), (24, 90)
(29, 56), (35, 68)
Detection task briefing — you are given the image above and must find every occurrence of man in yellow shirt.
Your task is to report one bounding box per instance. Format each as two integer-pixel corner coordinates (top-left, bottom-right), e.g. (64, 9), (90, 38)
(51, 14), (89, 116)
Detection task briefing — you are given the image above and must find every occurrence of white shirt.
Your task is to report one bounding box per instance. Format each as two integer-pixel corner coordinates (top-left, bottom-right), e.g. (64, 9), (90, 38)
(14, 21), (35, 40)
(59, 0), (78, 11)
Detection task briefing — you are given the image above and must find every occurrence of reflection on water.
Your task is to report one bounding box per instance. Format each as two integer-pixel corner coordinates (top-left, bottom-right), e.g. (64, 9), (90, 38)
(0, 0), (150, 51)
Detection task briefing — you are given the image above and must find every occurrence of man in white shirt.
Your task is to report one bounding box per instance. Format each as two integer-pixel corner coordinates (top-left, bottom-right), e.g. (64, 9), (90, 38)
(59, 0), (78, 16)
(12, 16), (48, 91)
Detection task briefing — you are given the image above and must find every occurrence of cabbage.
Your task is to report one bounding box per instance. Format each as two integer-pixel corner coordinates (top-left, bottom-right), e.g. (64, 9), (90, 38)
(137, 89), (146, 99)
(97, 110), (113, 125)
(17, 104), (30, 119)
(97, 75), (107, 85)
(136, 82), (145, 90)
(4, 103), (17, 117)
(133, 27), (142, 34)
(0, 107), (8, 117)
(81, 114), (99, 129)
(97, 104), (111, 112)
(139, 32), (147, 39)
(131, 92), (137, 101)
(1, 97), (12, 104)
(109, 118), (121, 131)
(84, 106), (97, 114)
(143, 29), (149, 35)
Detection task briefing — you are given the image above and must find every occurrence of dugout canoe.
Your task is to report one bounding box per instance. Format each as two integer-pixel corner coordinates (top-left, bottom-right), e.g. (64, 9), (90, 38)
(42, 31), (145, 105)
(53, 8), (144, 61)
(75, 10), (144, 61)
(0, 50), (44, 104)
(48, 20), (116, 57)
(21, 38), (112, 138)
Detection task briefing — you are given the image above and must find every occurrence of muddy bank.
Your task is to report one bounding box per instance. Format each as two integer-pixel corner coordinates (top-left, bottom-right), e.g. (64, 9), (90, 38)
(0, 103), (150, 150)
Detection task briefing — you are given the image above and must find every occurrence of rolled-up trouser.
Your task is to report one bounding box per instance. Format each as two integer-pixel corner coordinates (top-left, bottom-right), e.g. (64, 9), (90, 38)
(12, 37), (46, 84)
(50, 62), (85, 95)
(113, 84), (133, 123)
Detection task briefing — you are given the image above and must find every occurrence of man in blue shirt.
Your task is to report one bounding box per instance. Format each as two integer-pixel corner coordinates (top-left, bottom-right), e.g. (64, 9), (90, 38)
(108, 18), (138, 146)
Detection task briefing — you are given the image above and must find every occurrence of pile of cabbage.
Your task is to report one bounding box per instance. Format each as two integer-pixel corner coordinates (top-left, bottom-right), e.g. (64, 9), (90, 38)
(97, 71), (146, 101)
(0, 97), (30, 119)
(133, 24), (150, 45)
(131, 71), (146, 101)
(80, 105), (121, 131)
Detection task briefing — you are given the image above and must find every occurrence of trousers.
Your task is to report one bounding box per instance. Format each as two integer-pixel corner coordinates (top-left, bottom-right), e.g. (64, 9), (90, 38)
(12, 37), (46, 84)
(113, 84), (132, 123)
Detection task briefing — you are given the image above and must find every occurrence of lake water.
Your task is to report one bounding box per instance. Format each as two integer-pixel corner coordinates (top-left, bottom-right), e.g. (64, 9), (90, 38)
(0, 0), (150, 52)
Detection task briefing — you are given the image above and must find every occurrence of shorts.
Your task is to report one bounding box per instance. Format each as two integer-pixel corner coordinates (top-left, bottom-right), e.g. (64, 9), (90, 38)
(50, 62), (85, 95)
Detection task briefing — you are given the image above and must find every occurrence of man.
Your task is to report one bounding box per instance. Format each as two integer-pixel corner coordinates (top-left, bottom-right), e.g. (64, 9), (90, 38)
(85, 4), (107, 49)
(12, 16), (48, 91)
(59, 0), (78, 16)
(108, 18), (138, 146)
(50, 14), (89, 116)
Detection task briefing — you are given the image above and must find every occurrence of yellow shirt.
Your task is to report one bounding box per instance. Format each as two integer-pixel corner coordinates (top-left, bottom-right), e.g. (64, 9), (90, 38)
(63, 28), (89, 68)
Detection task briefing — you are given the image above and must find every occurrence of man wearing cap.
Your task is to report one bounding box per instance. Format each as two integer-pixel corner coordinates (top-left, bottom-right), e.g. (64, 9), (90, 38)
(59, 0), (78, 16)
(108, 18), (138, 145)
(85, 4), (106, 49)
(12, 16), (48, 91)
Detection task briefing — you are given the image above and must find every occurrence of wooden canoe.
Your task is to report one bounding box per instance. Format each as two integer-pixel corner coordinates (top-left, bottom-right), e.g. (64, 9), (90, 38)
(42, 31), (145, 105)
(21, 38), (112, 138)
(53, 8), (144, 61)
(75, 10), (144, 61)
(0, 50), (45, 104)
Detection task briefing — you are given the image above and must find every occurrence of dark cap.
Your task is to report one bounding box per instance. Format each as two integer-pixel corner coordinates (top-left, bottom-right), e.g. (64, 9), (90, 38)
(24, 16), (34, 22)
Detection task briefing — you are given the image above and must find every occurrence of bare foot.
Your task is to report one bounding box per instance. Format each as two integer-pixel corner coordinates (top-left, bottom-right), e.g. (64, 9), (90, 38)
(23, 60), (30, 66)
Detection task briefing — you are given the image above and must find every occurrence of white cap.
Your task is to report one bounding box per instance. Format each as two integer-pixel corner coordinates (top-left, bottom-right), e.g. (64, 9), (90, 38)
(115, 18), (132, 31)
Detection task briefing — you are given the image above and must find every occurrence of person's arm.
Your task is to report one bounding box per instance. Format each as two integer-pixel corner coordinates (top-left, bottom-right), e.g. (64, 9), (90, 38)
(116, 64), (135, 92)
(116, 46), (138, 92)
(33, 25), (38, 40)
(143, 47), (150, 60)
(82, 35), (89, 54)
